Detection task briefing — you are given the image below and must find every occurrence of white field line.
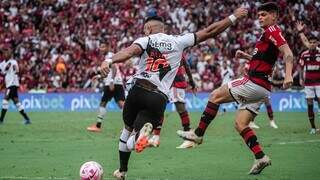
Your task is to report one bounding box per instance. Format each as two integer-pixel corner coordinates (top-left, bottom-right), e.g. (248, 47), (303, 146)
(277, 139), (320, 145)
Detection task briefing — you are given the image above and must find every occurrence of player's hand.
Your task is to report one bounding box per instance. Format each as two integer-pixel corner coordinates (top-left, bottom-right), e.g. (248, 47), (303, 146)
(295, 21), (305, 32)
(109, 82), (115, 91)
(91, 75), (101, 81)
(283, 76), (293, 89)
(100, 60), (111, 77)
(299, 78), (304, 87)
(233, 7), (248, 19)
(235, 50), (246, 59)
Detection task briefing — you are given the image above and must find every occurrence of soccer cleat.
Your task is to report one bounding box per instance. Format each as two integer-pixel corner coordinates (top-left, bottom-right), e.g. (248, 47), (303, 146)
(135, 123), (153, 153)
(87, 124), (102, 132)
(23, 119), (31, 125)
(148, 135), (160, 147)
(248, 155), (271, 175)
(309, 128), (319, 134)
(113, 169), (126, 180)
(176, 140), (196, 149)
(177, 129), (203, 144)
(269, 120), (278, 129)
(249, 121), (260, 129)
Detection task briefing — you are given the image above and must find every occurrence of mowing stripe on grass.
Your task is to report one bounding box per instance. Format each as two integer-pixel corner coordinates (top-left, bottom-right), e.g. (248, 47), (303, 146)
(278, 139), (320, 145)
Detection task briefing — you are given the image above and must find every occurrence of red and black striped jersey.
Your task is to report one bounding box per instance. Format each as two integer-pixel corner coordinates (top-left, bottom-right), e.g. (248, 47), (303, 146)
(247, 25), (287, 91)
(173, 55), (187, 89)
(299, 49), (320, 86)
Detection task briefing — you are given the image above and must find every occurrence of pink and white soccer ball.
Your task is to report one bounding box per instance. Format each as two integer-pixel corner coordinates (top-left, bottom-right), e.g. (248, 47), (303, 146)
(79, 161), (104, 180)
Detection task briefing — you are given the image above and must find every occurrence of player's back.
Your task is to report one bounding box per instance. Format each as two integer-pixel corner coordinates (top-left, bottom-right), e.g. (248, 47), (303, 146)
(1, 59), (19, 88)
(133, 32), (195, 94)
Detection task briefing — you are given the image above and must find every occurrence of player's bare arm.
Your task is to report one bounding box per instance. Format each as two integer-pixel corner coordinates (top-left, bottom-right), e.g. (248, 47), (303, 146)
(295, 21), (310, 48)
(182, 59), (196, 92)
(279, 44), (294, 89)
(100, 44), (142, 77)
(235, 50), (252, 60)
(195, 7), (248, 44)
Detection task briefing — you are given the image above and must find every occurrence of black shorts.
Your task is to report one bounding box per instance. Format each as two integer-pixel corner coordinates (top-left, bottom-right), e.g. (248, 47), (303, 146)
(123, 84), (168, 131)
(101, 84), (125, 103)
(5, 86), (19, 100)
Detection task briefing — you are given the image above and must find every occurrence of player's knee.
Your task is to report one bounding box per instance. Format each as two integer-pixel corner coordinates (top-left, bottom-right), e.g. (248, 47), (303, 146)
(2, 99), (9, 109)
(100, 101), (107, 107)
(234, 120), (246, 132)
(209, 90), (221, 104)
(15, 102), (24, 111)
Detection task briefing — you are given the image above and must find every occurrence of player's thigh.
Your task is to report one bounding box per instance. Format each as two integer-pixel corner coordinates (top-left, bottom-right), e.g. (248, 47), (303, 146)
(209, 84), (234, 104)
(122, 92), (139, 128)
(304, 86), (316, 99)
(100, 86), (113, 103)
(113, 85), (125, 103)
(9, 86), (19, 102)
(228, 77), (269, 104)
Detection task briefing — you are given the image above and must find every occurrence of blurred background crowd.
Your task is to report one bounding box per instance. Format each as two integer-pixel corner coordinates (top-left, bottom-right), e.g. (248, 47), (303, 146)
(0, 0), (319, 92)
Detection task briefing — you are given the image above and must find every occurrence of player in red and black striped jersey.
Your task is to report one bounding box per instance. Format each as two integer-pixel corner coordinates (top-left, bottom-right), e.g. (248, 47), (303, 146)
(178, 2), (293, 175)
(238, 54), (278, 129)
(149, 55), (197, 149)
(298, 36), (320, 134)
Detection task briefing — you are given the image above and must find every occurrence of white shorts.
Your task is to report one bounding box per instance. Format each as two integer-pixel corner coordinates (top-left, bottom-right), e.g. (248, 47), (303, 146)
(304, 86), (320, 99)
(228, 77), (270, 115)
(169, 87), (186, 103)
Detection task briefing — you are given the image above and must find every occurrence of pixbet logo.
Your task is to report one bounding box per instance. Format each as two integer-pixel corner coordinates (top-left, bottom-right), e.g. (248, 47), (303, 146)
(21, 95), (64, 110)
(279, 95), (306, 111)
(71, 95), (100, 111)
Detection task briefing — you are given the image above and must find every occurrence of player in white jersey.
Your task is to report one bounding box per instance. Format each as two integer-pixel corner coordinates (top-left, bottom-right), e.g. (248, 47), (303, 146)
(87, 47), (125, 132)
(99, 8), (248, 179)
(0, 48), (31, 125)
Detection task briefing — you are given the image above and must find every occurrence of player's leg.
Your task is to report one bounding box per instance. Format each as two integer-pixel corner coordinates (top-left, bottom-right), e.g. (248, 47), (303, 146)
(175, 101), (195, 148)
(87, 86), (112, 132)
(264, 96), (278, 129)
(315, 86), (320, 117)
(148, 116), (163, 147)
(177, 83), (234, 143)
(11, 87), (31, 124)
(0, 88), (10, 124)
(235, 106), (271, 175)
(305, 86), (317, 134)
(132, 90), (167, 153)
(114, 87), (139, 179)
(307, 98), (316, 134)
(114, 84), (126, 109)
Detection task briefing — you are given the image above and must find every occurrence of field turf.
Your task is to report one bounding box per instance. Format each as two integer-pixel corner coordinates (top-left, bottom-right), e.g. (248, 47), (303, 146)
(0, 112), (320, 179)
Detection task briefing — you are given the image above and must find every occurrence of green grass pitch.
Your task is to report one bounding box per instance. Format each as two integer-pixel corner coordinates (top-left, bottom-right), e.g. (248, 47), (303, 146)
(0, 111), (320, 179)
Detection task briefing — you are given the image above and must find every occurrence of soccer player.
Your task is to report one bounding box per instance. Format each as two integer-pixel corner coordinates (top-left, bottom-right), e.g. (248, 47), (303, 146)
(149, 54), (197, 149)
(298, 36), (320, 134)
(99, 8), (248, 179)
(0, 48), (31, 125)
(87, 46), (125, 132)
(236, 50), (278, 129)
(296, 21), (320, 51)
(178, 3), (293, 175)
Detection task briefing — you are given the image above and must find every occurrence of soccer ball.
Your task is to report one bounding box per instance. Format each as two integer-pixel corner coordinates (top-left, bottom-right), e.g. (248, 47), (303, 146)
(79, 161), (104, 180)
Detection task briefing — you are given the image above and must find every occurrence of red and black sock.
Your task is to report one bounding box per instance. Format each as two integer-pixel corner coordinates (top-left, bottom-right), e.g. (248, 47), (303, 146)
(179, 111), (191, 131)
(266, 104), (273, 120)
(154, 116), (164, 136)
(195, 102), (219, 136)
(307, 104), (315, 128)
(240, 127), (265, 159)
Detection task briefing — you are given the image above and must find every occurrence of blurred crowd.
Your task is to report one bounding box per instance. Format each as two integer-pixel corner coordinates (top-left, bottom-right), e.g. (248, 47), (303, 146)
(0, 0), (319, 92)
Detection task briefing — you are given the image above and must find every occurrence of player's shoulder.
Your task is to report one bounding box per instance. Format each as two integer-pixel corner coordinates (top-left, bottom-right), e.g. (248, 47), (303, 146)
(301, 49), (309, 55)
(265, 25), (282, 34)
